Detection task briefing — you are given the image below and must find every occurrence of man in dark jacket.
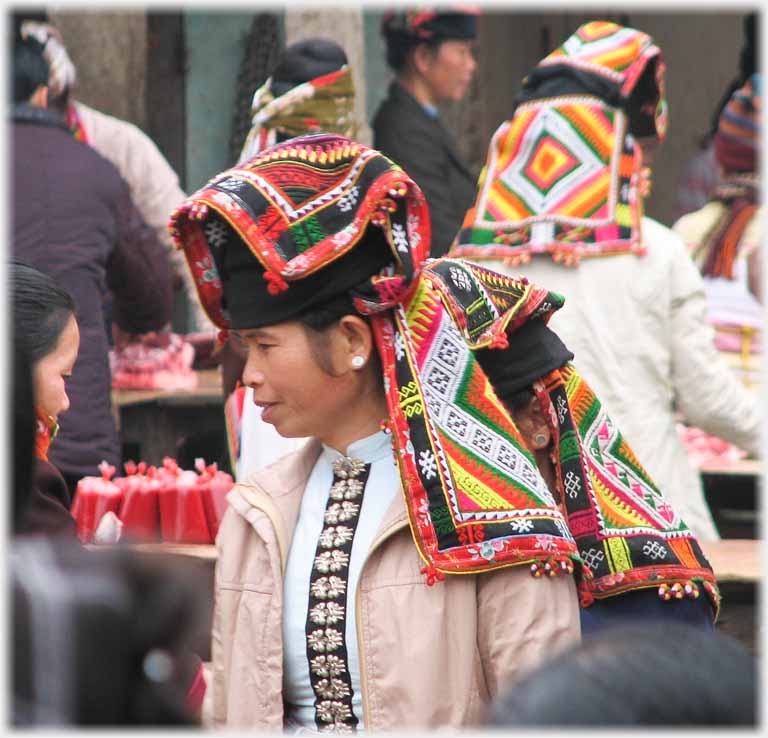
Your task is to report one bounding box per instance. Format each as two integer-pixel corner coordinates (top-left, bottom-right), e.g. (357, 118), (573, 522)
(373, 8), (479, 256)
(12, 32), (173, 493)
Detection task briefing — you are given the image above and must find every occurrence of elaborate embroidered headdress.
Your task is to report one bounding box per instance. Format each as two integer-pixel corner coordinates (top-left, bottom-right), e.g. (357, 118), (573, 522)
(453, 20), (667, 266)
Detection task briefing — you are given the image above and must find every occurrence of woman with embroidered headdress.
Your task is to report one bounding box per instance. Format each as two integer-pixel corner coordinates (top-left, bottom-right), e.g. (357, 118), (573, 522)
(452, 21), (761, 541)
(673, 75), (762, 388)
(170, 132), (719, 730)
(170, 133), (582, 730)
(223, 38), (358, 481)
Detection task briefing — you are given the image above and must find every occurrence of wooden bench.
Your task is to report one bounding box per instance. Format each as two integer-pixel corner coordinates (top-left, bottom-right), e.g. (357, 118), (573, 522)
(699, 539), (760, 584)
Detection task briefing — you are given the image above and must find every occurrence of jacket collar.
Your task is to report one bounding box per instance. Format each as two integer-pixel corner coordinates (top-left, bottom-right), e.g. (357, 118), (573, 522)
(12, 103), (69, 130)
(230, 438), (408, 566)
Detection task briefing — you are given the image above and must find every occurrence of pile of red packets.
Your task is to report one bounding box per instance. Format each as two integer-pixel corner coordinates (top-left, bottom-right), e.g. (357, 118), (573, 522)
(110, 332), (198, 391)
(71, 458), (233, 544)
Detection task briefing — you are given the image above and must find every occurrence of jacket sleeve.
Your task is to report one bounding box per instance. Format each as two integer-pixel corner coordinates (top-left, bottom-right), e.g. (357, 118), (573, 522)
(476, 566), (580, 699)
(667, 235), (762, 457)
(106, 181), (173, 334)
(110, 123), (215, 331)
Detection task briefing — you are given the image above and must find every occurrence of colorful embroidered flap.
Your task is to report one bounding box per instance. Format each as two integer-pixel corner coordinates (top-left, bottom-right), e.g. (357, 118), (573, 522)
(418, 258), (719, 613)
(452, 21), (666, 266)
(373, 259), (582, 577)
(537, 366), (719, 614)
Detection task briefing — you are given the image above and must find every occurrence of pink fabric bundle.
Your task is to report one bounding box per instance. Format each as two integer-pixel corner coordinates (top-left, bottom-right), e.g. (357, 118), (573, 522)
(676, 423), (747, 468)
(110, 333), (197, 391)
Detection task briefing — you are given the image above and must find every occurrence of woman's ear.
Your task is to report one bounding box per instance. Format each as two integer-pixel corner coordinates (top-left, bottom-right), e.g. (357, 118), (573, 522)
(412, 42), (435, 76)
(335, 315), (374, 372)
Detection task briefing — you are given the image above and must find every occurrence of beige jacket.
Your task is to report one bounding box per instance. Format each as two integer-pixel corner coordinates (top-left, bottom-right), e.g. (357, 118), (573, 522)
(211, 441), (580, 730)
(75, 102), (213, 331)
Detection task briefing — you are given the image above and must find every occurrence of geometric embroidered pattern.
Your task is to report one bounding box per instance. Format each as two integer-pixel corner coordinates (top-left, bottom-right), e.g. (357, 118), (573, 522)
(537, 363), (719, 613)
(454, 98), (643, 266)
(452, 21), (669, 267)
(168, 134), (430, 331)
(372, 258), (581, 579)
(305, 456), (369, 733)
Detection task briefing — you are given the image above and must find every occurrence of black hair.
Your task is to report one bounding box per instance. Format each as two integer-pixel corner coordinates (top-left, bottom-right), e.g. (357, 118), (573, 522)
(11, 341), (36, 532)
(296, 293), (384, 379)
(384, 32), (442, 73)
(488, 621), (757, 726)
(11, 261), (76, 364)
(12, 33), (49, 103)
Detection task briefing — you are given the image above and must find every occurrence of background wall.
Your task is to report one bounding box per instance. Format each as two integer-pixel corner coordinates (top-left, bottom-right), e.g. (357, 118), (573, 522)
(49, 10), (148, 127)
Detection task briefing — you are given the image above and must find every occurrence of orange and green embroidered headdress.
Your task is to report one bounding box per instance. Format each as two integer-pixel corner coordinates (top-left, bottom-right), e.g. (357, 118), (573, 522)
(453, 20), (667, 266)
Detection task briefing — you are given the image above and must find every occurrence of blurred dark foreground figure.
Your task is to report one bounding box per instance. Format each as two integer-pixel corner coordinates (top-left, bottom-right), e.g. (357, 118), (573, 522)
(12, 537), (206, 726)
(487, 621), (757, 727)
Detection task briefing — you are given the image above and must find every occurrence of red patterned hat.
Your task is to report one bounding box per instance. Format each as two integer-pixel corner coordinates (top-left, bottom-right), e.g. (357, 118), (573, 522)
(168, 133), (431, 329)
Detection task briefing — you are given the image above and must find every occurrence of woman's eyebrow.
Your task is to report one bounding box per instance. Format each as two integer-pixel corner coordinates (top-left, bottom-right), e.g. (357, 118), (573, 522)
(238, 328), (274, 340)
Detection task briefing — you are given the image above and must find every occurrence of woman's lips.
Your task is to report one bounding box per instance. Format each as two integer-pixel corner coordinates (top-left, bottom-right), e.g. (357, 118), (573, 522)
(255, 401), (278, 423)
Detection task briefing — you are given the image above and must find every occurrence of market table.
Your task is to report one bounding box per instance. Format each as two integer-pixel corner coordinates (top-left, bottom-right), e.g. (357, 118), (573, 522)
(111, 369), (226, 467)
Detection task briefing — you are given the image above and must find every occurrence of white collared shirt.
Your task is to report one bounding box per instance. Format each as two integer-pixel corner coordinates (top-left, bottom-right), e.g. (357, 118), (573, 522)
(283, 430), (399, 733)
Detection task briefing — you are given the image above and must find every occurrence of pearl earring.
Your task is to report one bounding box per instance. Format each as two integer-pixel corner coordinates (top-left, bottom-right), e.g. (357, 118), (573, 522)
(533, 433), (548, 447)
(351, 356), (365, 369)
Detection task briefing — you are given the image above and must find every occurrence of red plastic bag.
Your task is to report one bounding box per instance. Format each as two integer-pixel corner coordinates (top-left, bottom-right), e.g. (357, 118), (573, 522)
(120, 467), (162, 542)
(158, 468), (211, 543)
(195, 458), (233, 540)
(71, 462), (123, 543)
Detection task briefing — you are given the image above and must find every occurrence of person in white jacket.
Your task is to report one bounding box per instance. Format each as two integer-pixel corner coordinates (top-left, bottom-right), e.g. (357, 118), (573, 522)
(452, 21), (760, 540)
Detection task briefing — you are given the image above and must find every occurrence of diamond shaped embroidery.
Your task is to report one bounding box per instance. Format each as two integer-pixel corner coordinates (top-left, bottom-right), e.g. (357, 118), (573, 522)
(498, 107), (606, 214)
(522, 134), (580, 194)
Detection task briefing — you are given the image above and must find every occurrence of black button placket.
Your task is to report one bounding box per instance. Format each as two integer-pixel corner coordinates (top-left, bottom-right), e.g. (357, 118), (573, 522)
(305, 456), (371, 733)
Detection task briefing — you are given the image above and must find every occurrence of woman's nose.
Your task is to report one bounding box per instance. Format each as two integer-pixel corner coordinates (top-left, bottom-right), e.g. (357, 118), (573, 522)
(242, 356), (265, 388)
